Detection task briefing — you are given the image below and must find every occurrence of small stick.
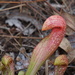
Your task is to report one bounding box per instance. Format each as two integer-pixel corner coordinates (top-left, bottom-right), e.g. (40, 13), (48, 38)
(45, 60), (49, 75)
(0, 4), (26, 11)
(0, 0), (46, 3)
(0, 35), (43, 39)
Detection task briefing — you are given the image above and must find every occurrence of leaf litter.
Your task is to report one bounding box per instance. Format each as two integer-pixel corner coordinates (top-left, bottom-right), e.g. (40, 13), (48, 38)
(0, 0), (75, 75)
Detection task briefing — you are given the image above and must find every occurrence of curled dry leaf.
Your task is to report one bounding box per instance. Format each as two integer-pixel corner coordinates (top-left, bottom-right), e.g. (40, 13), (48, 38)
(59, 37), (72, 53)
(6, 10), (42, 30)
(5, 18), (23, 31)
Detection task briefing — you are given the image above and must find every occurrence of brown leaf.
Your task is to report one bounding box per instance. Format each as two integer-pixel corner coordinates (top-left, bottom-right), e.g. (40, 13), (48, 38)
(68, 50), (75, 63)
(67, 33), (75, 49)
(6, 10), (42, 30)
(66, 26), (75, 35)
(62, 12), (75, 35)
(59, 38), (72, 53)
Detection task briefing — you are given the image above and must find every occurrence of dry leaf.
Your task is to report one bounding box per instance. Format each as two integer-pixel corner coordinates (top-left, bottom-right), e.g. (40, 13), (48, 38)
(5, 18), (23, 31)
(6, 11), (42, 30)
(62, 12), (75, 35)
(68, 50), (75, 63)
(59, 38), (72, 52)
(66, 26), (75, 35)
(67, 33), (75, 49)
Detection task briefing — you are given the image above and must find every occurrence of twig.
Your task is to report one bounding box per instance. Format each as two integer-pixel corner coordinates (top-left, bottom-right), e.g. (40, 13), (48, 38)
(0, 0), (46, 3)
(8, 41), (20, 51)
(9, 40), (30, 59)
(51, 4), (65, 8)
(0, 4), (26, 11)
(14, 44), (34, 48)
(45, 1), (61, 15)
(62, 0), (69, 11)
(0, 35), (43, 39)
(0, 3), (9, 9)
(45, 60), (49, 75)
(0, 26), (9, 30)
(8, 30), (21, 46)
(26, 3), (46, 19)
(68, 0), (74, 9)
